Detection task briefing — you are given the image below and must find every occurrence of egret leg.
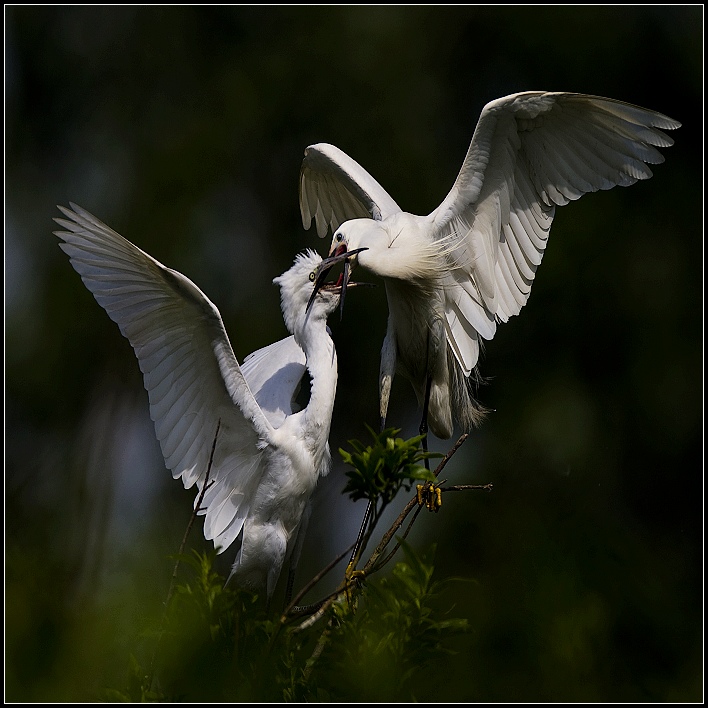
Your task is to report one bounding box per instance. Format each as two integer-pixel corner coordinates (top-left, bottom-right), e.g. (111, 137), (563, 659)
(283, 503), (312, 609)
(347, 503), (372, 569)
(419, 375), (433, 469)
(284, 565), (296, 608)
(346, 412), (388, 571)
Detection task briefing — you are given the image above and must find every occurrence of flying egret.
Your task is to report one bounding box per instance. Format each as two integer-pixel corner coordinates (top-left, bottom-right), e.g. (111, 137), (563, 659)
(300, 91), (681, 441)
(54, 203), (361, 600)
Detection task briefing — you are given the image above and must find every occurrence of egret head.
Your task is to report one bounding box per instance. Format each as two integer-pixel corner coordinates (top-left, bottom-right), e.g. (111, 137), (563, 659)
(274, 248), (366, 337)
(274, 250), (336, 335)
(328, 218), (382, 262)
(325, 219), (383, 319)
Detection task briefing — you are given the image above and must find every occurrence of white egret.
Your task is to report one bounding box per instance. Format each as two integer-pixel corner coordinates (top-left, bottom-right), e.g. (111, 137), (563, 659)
(301, 91), (681, 441)
(54, 203), (361, 600)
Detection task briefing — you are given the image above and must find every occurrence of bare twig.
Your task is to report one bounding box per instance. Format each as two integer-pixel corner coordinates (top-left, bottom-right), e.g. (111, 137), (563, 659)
(432, 432), (469, 479)
(165, 419), (221, 607)
(281, 541), (356, 621)
(361, 497), (418, 574)
(371, 502), (425, 573)
(303, 619), (334, 682)
(291, 593), (338, 633)
(440, 483), (494, 493)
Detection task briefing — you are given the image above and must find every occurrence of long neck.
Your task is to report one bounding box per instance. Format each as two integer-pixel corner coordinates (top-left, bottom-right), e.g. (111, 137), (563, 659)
(296, 321), (338, 444)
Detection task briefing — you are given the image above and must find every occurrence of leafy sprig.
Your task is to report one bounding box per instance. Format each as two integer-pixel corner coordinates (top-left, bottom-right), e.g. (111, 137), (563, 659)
(340, 425), (441, 504)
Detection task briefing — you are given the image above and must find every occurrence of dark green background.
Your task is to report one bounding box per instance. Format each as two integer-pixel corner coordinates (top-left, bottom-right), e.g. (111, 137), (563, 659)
(5, 5), (703, 702)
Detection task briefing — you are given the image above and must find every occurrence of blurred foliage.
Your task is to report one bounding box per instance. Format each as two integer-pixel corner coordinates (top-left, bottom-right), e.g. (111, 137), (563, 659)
(98, 545), (470, 703)
(311, 541), (472, 702)
(5, 4), (703, 703)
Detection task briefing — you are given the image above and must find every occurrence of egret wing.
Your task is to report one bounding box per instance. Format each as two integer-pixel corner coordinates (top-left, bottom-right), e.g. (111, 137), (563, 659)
(300, 142), (401, 238)
(429, 91), (680, 373)
(241, 335), (307, 428)
(54, 203), (275, 553)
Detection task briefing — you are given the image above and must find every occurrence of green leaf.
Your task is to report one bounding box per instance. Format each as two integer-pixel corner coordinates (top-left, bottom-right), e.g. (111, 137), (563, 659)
(339, 427), (443, 504)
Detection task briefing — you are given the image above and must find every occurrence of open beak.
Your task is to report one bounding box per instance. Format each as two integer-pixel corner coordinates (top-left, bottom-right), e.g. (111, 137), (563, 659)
(306, 247), (368, 315)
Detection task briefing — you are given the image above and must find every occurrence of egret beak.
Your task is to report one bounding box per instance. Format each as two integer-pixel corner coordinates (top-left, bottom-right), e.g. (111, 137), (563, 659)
(339, 258), (351, 321)
(306, 247), (368, 314)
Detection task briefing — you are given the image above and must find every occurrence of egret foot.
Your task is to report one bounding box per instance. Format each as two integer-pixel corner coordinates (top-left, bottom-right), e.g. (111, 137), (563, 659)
(416, 482), (443, 512)
(344, 563), (366, 605)
(344, 563), (365, 586)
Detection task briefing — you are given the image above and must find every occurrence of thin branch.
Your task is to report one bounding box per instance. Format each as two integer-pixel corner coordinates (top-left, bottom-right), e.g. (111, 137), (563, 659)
(433, 432), (469, 479)
(165, 419), (221, 607)
(362, 496), (419, 574)
(281, 541), (356, 621)
(302, 619), (334, 682)
(440, 483), (494, 493)
(371, 502), (425, 573)
(291, 594), (338, 633)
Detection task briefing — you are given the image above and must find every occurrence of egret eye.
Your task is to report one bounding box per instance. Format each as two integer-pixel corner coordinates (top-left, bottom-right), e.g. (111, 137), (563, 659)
(309, 271), (316, 282)
(336, 233), (343, 242)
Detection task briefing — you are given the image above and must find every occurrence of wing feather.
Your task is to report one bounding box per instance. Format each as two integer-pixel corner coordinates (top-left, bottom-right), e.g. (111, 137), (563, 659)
(54, 203), (277, 553)
(444, 301), (480, 378)
(430, 91), (679, 369)
(299, 143), (401, 238)
(442, 269), (499, 374)
(240, 335), (307, 429)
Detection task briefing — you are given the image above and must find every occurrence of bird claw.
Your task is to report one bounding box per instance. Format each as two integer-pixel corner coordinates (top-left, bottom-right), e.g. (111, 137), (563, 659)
(344, 562), (365, 585)
(343, 563), (366, 606)
(416, 482), (443, 512)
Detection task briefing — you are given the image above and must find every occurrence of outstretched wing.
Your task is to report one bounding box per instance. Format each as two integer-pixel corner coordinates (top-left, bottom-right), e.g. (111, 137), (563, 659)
(241, 335), (307, 429)
(299, 142), (401, 238)
(433, 91), (680, 321)
(54, 203), (276, 553)
(430, 91), (680, 374)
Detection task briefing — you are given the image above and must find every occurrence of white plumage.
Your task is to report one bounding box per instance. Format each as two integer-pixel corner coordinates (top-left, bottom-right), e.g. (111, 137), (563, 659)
(300, 91), (680, 439)
(54, 204), (349, 599)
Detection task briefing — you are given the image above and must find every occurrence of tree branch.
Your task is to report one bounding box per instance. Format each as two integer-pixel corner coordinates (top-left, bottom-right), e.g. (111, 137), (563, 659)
(287, 432), (492, 633)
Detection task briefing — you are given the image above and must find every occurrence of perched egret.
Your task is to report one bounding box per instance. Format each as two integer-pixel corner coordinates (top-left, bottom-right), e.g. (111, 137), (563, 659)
(300, 91), (681, 440)
(54, 203), (360, 600)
